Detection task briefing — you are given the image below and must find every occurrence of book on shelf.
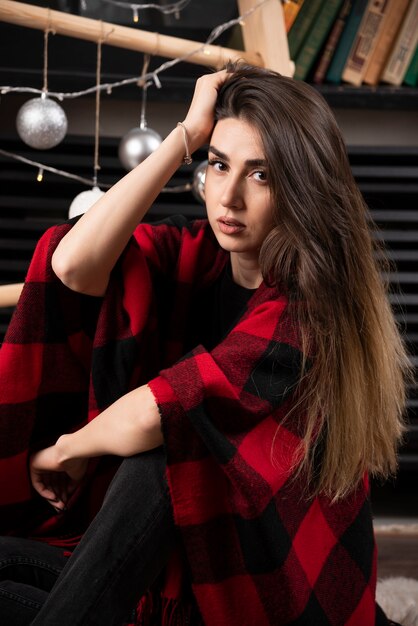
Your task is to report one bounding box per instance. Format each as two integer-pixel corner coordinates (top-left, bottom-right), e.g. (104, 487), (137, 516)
(313, 0), (353, 84)
(326, 0), (368, 84)
(288, 0), (324, 59)
(404, 44), (418, 86)
(294, 0), (344, 81)
(283, 0), (305, 33)
(381, 0), (418, 86)
(342, 0), (393, 86)
(363, 0), (411, 86)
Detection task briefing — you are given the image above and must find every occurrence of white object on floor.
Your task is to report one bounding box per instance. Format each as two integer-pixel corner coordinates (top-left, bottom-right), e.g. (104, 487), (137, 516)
(377, 577), (418, 626)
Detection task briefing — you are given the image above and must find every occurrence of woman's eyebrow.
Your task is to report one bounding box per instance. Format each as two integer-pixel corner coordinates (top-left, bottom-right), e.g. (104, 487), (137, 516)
(208, 146), (229, 160)
(208, 145), (266, 168)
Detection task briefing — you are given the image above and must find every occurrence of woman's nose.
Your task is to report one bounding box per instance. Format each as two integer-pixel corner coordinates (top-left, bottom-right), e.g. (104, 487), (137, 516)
(220, 176), (244, 209)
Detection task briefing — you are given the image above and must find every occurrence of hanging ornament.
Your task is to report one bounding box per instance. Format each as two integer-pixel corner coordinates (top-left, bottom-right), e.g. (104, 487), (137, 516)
(68, 34), (106, 218)
(16, 22), (67, 150)
(69, 186), (105, 219)
(118, 126), (162, 171)
(16, 95), (67, 150)
(119, 54), (162, 171)
(192, 160), (208, 204)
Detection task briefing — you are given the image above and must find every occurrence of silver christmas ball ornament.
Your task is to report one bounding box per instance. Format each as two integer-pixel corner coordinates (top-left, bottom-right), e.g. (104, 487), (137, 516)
(118, 126), (162, 171)
(16, 96), (68, 150)
(192, 160), (208, 204)
(68, 186), (105, 219)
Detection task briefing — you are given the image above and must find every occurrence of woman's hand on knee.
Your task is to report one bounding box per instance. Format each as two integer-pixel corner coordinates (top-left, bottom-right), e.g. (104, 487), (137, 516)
(29, 440), (88, 512)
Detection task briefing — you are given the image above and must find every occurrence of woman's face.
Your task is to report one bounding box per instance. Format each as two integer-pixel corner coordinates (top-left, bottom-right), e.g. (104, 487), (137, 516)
(205, 117), (273, 265)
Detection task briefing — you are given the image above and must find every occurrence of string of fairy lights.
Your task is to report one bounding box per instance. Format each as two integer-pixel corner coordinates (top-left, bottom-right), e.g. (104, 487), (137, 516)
(0, 0), (262, 100)
(100, 0), (193, 23)
(0, 0), (269, 216)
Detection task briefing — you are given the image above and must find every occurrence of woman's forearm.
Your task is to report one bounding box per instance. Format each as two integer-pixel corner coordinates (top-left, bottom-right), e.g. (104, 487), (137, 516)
(56, 384), (162, 461)
(52, 125), (203, 296)
(52, 70), (230, 297)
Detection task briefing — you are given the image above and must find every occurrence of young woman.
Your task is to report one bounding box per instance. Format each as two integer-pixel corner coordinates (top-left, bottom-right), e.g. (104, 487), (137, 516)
(0, 64), (410, 625)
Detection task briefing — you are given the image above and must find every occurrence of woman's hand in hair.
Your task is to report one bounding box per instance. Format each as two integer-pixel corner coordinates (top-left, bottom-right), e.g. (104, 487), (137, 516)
(183, 69), (229, 151)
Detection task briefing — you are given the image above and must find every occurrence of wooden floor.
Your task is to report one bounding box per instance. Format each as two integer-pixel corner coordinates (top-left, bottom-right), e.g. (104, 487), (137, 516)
(376, 532), (418, 579)
(372, 473), (418, 580)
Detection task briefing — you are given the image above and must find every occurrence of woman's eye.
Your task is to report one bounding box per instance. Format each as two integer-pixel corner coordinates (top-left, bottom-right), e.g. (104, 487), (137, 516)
(208, 159), (227, 172)
(253, 170), (267, 182)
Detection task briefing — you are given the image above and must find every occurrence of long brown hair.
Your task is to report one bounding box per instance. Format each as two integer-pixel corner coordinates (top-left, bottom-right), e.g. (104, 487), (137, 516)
(215, 63), (412, 499)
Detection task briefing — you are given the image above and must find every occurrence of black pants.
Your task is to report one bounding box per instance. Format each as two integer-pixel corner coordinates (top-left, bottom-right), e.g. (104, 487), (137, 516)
(0, 448), (399, 626)
(0, 448), (175, 626)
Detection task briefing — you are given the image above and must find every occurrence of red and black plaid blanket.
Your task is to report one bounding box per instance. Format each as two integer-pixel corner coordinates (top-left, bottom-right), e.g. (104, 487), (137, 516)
(0, 216), (380, 625)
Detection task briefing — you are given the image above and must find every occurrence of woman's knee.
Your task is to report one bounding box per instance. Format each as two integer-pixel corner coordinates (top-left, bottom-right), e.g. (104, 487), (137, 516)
(102, 447), (170, 511)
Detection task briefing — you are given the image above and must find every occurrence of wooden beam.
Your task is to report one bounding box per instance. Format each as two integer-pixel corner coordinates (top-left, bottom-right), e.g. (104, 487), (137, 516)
(0, 0), (262, 70)
(238, 0), (294, 76)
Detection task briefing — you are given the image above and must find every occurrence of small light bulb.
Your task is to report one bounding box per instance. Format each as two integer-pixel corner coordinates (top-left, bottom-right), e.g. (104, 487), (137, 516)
(239, 19), (246, 26)
(133, 7), (139, 22)
(37, 168), (44, 182)
(203, 47), (211, 56)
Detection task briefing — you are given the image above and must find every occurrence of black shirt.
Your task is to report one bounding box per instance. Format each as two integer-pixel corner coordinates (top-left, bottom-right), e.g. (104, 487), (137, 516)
(187, 262), (257, 352)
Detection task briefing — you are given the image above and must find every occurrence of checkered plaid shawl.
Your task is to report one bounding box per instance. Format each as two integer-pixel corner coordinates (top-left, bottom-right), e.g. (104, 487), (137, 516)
(0, 215), (380, 625)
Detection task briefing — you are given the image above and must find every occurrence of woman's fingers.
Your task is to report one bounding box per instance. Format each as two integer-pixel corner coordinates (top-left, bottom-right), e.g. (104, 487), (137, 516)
(52, 471), (69, 507)
(183, 69), (230, 149)
(29, 446), (88, 510)
(31, 469), (64, 508)
(31, 468), (75, 511)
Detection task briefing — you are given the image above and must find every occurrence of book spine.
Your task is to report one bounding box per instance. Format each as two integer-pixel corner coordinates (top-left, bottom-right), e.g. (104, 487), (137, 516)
(363, 0), (411, 86)
(326, 0), (368, 84)
(283, 0), (305, 33)
(294, 0), (345, 81)
(342, 0), (392, 86)
(382, 0), (418, 85)
(313, 0), (353, 84)
(288, 0), (325, 59)
(404, 44), (418, 86)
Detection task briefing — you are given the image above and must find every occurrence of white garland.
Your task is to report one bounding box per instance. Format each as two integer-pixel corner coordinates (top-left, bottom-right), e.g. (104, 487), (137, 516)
(0, 0), (268, 188)
(0, 0), (267, 100)
(0, 148), (192, 193)
(100, 0), (192, 18)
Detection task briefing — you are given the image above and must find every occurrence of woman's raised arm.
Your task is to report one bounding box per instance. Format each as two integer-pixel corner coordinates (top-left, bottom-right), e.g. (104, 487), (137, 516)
(52, 70), (228, 296)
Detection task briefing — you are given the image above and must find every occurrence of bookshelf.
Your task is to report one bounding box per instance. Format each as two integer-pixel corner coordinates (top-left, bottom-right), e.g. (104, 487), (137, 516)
(313, 84), (418, 110)
(286, 0), (418, 94)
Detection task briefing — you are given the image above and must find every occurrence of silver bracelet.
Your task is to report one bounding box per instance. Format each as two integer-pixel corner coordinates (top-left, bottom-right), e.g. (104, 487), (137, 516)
(177, 122), (193, 165)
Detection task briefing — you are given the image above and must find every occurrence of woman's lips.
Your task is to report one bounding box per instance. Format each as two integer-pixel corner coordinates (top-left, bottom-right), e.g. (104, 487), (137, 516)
(217, 217), (245, 235)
